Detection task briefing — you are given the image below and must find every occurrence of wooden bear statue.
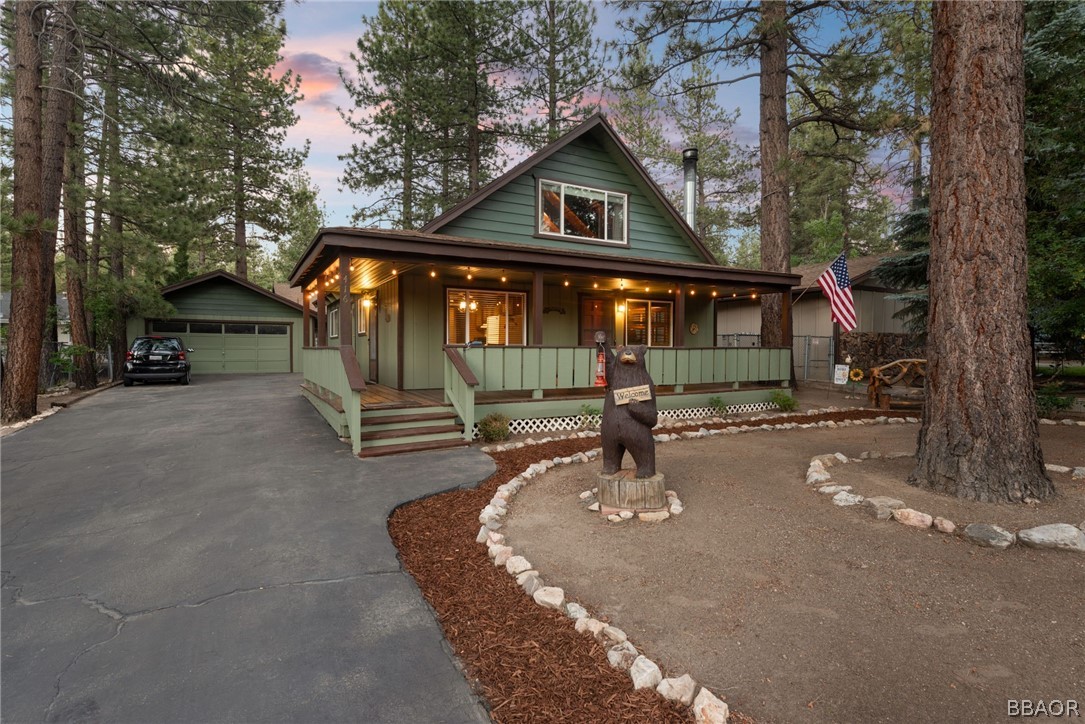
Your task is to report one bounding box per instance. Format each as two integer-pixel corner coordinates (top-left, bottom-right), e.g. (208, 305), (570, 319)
(601, 344), (658, 478)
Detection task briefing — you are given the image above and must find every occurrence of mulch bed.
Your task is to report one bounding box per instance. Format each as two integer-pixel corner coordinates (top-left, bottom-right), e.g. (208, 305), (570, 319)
(388, 409), (909, 722)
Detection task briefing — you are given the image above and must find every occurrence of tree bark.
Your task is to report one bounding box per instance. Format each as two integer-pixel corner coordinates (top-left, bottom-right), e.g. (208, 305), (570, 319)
(233, 141), (247, 278)
(758, 0), (791, 351)
(3, 2), (46, 423)
(910, 0), (1052, 502)
(64, 74), (96, 389)
(41, 1), (78, 317)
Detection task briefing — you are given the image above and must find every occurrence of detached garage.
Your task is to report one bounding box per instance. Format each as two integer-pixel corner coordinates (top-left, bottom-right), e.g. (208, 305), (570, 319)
(127, 270), (309, 374)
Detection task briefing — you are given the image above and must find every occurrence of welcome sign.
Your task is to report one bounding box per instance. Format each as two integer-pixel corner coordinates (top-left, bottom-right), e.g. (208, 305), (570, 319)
(613, 385), (652, 405)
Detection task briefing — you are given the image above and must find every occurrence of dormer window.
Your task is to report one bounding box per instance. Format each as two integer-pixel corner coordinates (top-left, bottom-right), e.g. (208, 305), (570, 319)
(539, 179), (627, 243)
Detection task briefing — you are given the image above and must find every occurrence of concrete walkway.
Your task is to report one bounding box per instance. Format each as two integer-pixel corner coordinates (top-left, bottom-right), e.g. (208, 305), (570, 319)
(1, 374), (493, 723)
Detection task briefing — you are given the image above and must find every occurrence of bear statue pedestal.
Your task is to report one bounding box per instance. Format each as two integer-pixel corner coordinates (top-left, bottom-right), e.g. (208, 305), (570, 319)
(597, 469), (667, 514)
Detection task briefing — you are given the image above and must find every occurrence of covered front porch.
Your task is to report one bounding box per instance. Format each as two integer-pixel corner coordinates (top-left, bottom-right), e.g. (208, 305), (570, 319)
(290, 228), (800, 456)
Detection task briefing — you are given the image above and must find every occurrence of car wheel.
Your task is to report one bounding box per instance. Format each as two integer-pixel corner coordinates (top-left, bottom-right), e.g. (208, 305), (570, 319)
(180, 371), (191, 386)
(123, 377), (133, 387)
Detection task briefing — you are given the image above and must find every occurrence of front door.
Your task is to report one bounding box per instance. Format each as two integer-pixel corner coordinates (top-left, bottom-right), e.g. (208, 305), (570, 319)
(580, 296), (614, 346)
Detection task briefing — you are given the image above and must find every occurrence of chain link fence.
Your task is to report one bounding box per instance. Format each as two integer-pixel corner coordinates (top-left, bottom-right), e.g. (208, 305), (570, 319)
(1, 340), (113, 392)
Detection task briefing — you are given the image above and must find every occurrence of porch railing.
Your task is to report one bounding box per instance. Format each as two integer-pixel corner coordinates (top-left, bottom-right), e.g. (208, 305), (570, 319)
(443, 346), (479, 439)
(302, 346), (366, 454)
(456, 345), (791, 393)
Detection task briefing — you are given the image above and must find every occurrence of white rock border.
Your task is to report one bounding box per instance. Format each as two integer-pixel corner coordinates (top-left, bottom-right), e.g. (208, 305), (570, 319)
(805, 450), (1085, 554)
(474, 407), (949, 721)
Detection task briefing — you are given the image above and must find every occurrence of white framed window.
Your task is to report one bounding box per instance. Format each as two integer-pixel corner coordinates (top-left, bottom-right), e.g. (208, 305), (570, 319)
(328, 307), (339, 338)
(538, 179), (627, 243)
(625, 299), (672, 347)
(447, 289), (526, 346)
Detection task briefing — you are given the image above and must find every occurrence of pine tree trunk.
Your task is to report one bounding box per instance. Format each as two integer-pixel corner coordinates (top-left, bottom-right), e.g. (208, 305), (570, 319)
(546, 0), (559, 142)
(41, 1), (77, 323)
(758, 0), (791, 350)
(2, 2), (46, 423)
(64, 77), (96, 390)
(233, 143), (247, 278)
(910, 0), (1052, 502)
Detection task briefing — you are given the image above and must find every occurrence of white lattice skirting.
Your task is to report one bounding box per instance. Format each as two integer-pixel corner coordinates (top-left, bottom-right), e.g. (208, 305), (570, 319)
(472, 401), (779, 439)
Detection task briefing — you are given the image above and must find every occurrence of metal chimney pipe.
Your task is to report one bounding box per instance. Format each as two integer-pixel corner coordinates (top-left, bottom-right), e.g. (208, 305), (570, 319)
(682, 148), (698, 230)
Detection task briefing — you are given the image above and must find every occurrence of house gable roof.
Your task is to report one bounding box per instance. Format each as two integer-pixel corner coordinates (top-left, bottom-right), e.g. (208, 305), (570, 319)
(791, 254), (906, 292)
(162, 270), (303, 312)
(422, 113), (718, 265)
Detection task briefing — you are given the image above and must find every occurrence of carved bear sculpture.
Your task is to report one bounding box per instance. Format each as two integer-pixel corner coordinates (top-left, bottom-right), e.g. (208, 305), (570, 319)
(601, 344), (659, 478)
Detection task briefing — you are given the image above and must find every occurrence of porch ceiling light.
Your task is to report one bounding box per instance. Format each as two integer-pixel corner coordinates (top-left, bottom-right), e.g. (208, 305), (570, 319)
(593, 281), (598, 289)
(617, 303), (626, 313)
(501, 271), (507, 283)
(430, 267), (437, 278)
(752, 293), (758, 299)
(564, 278), (569, 287)
(392, 266), (398, 275)
(362, 298), (372, 309)
(711, 289), (718, 297)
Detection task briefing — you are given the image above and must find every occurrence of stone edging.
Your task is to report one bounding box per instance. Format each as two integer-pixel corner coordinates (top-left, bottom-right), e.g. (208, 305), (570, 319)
(806, 452), (1085, 554)
(474, 407), (935, 723)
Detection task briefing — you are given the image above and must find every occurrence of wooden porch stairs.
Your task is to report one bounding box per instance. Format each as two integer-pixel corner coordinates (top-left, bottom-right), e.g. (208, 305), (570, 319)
(357, 404), (470, 458)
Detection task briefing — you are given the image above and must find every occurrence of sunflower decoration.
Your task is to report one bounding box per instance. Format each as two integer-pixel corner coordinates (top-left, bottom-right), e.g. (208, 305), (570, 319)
(849, 367), (865, 383)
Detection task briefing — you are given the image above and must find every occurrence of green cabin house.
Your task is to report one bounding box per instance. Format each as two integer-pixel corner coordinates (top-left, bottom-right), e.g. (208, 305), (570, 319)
(290, 114), (800, 456)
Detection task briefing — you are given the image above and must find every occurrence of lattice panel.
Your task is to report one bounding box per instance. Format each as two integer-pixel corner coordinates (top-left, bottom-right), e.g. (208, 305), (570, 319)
(471, 402), (780, 439)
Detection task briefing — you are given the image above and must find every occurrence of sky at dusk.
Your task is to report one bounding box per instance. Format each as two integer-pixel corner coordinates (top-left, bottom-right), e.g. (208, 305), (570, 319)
(278, 0), (764, 228)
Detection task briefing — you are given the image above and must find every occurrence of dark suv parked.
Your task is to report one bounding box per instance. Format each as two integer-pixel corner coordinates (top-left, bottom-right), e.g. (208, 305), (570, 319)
(123, 336), (193, 386)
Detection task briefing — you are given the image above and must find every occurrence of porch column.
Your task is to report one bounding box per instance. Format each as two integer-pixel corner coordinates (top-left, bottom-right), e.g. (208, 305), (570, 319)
(781, 290), (793, 345)
(782, 289), (796, 386)
(532, 270), (544, 346)
(339, 252), (353, 344)
(674, 284), (686, 347)
(302, 290), (311, 347)
(316, 289), (327, 346)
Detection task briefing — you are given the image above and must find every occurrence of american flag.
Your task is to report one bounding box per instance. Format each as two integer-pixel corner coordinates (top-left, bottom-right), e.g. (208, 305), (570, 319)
(817, 253), (857, 332)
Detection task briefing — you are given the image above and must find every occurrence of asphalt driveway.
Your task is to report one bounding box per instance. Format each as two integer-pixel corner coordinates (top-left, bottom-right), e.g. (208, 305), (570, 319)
(1, 374), (493, 723)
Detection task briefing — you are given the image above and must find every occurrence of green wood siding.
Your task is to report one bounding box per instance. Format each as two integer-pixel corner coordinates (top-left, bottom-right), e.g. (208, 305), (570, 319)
(433, 135), (706, 263)
(167, 279), (298, 319)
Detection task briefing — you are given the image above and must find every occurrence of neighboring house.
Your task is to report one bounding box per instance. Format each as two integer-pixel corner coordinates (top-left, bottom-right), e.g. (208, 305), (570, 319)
(716, 254), (916, 379)
(0, 292), (72, 345)
(289, 114), (802, 456)
(127, 270), (310, 375)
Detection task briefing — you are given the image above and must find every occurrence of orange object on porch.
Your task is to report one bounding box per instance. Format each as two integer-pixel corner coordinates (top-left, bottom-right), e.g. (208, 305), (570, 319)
(595, 349), (607, 387)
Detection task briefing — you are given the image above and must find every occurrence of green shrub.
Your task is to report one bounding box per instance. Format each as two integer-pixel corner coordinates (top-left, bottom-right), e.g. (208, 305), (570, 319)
(1035, 384), (1074, 418)
(708, 396), (726, 415)
(477, 412), (511, 442)
(770, 390), (798, 412)
(578, 403), (601, 417)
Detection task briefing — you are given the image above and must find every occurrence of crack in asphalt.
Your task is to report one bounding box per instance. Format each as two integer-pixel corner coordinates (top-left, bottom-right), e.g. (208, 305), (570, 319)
(43, 621), (124, 724)
(26, 570), (400, 722)
(1, 510), (37, 546)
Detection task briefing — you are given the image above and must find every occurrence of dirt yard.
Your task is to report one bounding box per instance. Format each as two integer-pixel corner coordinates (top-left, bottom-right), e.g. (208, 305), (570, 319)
(502, 422), (1085, 723)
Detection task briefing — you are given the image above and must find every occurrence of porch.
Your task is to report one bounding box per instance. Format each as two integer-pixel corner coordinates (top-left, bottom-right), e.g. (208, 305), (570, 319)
(300, 342), (792, 456)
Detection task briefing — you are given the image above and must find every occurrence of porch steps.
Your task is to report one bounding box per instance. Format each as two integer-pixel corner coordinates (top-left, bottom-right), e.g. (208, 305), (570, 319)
(357, 437), (470, 458)
(357, 404), (469, 457)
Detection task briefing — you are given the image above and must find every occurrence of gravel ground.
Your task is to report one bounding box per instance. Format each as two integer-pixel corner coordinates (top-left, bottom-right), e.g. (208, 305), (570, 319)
(501, 420), (1085, 723)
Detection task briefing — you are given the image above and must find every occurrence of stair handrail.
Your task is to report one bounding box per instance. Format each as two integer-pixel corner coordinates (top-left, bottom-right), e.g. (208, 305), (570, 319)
(443, 345), (478, 440)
